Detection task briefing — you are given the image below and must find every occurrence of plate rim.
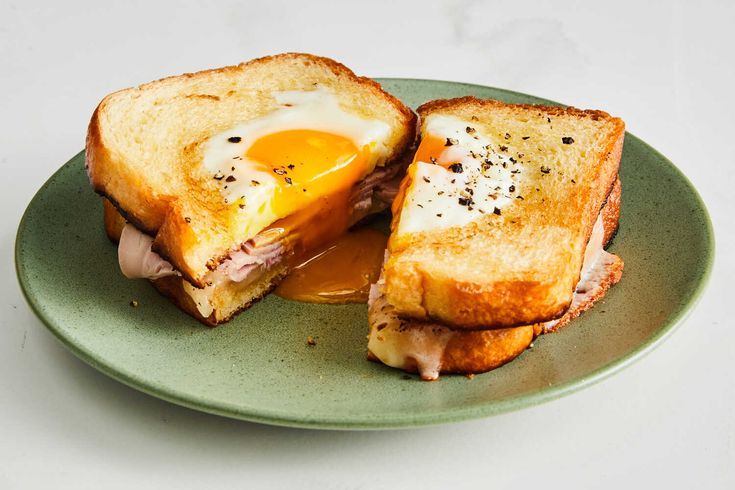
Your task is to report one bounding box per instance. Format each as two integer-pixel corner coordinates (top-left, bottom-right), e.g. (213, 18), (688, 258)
(14, 79), (715, 429)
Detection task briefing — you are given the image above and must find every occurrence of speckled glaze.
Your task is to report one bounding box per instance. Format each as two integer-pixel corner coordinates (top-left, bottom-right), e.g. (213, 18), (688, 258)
(15, 80), (713, 429)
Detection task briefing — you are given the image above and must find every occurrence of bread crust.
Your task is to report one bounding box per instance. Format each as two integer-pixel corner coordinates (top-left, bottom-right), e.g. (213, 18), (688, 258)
(150, 266), (288, 326)
(87, 53), (417, 287)
(384, 97), (625, 329)
(367, 324), (537, 379)
(416, 96), (616, 126)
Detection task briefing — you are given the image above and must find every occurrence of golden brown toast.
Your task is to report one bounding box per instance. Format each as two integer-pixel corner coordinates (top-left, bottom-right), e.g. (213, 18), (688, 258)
(87, 53), (416, 287)
(368, 178), (623, 380)
(384, 97), (625, 329)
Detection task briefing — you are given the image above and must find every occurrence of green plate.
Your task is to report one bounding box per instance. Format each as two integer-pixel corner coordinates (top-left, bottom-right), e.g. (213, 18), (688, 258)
(15, 79), (713, 429)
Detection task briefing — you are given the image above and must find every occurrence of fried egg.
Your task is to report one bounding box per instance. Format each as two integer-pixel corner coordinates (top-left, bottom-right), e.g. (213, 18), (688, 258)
(395, 115), (521, 236)
(202, 88), (392, 241)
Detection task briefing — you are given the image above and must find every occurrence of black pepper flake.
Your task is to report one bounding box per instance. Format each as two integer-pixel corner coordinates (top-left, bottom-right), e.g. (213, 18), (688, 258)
(417, 204), (424, 208)
(273, 168), (287, 175)
(285, 177), (293, 185)
(562, 136), (574, 144)
(504, 132), (511, 140)
(547, 117), (551, 123)
(499, 145), (508, 152)
(213, 172), (224, 180)
(445, 137), (458, 146)
(509, 157), (517, 163)
(493, 207), (501, 215)
(251, 180), (260, 186)
(436, 213), (442, 217)
(571, 179), (576, 184)
(437, 191), (445, 195)
(302, 188), (307, 192)
(448, 163), (464, 173)
(287, 164), (295, 170)
(232, 156), (242, 160)
(522, 136), (530, 140)
(231, 166), (235, 171)
(184, 217), (191, 223)
(458, 197), (471, 206)
(451, 179), (456, 184)
(423, 176), (431, 183)
(430, 156), (437, 164)
(516, 195), (524, 200)
(511, 169), (521, 174)
(238, 203), (245, 209)
(540, 165), (551, 174)
(465, 126), (476, 134)
(509, 185), (516, 192)
(225, 175), (236, 182)
(227, 136), (242, 143)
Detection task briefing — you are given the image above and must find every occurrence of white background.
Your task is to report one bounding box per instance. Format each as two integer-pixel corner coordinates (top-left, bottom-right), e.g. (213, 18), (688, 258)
(2, 1), (733, 488)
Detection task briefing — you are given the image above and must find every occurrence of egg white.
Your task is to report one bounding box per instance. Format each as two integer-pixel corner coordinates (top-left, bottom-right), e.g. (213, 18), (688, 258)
(396, 115), (521, 236)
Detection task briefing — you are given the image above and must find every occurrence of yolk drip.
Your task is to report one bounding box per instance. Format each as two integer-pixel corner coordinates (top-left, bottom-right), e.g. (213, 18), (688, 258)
(275, 228), (388, 304)
(246, 129), (370, 219)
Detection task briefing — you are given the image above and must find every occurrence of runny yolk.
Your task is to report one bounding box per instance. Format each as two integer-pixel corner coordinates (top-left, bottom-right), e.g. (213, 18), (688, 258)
(245, 129), (382, 304)
(274, 228), (388, 304)
(245, 129), (370, 219)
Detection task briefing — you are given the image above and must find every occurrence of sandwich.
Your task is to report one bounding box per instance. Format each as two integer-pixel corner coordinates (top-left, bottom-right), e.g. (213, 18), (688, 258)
(87, 53), (416, 325)
(367, 97), (625, 380)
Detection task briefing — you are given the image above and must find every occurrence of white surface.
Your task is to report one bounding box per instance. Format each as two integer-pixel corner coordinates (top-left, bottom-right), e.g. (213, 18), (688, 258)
(1, 0), (732, 488)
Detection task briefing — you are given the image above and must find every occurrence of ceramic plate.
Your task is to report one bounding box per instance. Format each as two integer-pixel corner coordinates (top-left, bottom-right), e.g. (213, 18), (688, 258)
(15, 79), (713, 429)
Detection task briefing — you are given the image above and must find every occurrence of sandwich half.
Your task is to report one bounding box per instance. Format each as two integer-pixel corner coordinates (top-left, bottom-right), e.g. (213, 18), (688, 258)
(368, 97), (624, 379)
(87, 53), (416, 325)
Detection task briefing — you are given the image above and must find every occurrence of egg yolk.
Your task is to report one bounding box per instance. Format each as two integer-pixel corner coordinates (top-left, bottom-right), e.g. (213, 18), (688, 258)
(411, 134), (462, 167)
(245, 129), (370, 219)
(390, 134), (462, 219)
(274, 228), (388, 304)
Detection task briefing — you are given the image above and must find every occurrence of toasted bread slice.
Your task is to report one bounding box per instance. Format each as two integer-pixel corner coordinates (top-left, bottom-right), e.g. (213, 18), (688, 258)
(87, 53), (416, 287)
(368, 178), (623, 380)
(384, 97), (624, 329)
